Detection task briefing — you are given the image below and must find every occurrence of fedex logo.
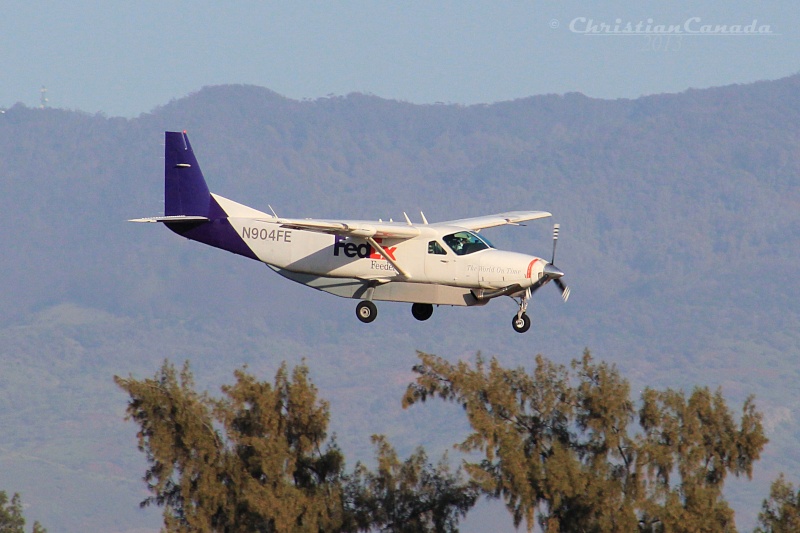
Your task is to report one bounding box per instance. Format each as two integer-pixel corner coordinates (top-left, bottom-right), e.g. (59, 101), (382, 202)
(333, 236), (397, 261)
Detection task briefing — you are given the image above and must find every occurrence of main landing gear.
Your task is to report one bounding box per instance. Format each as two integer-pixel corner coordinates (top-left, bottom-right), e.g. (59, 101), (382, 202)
(356, 301), (377, 323)
(411, 303), (433, 321)
(356, 302), (435, 323)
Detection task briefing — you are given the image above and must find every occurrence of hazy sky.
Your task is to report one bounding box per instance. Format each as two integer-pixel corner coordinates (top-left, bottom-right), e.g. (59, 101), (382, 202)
(2, 1), (798, 117)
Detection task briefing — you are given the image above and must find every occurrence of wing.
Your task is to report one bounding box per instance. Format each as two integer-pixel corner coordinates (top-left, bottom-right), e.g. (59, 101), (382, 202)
(270, 217), (421, 239)
(270, 210), (550, 237)
(434, 210), (551, 231)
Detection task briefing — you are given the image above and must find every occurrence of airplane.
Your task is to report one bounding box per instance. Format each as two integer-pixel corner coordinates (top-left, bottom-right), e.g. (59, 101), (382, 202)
(131, 131), (569, 333)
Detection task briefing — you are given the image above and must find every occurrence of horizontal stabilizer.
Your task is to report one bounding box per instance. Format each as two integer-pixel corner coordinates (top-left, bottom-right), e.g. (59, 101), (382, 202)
(128, 215), (210, 223)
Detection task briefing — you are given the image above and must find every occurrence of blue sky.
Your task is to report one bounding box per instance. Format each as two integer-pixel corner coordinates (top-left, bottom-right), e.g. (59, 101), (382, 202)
(2, 1), (798, 117)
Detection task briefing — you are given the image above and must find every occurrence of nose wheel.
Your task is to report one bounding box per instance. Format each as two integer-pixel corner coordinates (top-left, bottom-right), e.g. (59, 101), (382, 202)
(356, 301), (378, 323)
(512, 313), (531, 333)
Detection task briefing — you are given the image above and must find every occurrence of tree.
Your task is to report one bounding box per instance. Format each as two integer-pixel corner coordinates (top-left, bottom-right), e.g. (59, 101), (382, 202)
(116, 360), (477, 532)
(755, 474), (800, 532)
(638, 386), (766, 531)
(346, 435), (477, 532)
(403, 350), (767, 532)
(0, 491), (46, 533)
(115, 360), (346, 532)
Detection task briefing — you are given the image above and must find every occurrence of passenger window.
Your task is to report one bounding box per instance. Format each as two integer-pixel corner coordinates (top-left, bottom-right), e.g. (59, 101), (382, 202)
(428, 240), (447, 255)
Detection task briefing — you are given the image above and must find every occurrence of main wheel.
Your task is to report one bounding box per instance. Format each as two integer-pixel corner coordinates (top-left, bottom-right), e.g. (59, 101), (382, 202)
(411, 303), (434, 321)
(512, 313), (531, 333)
(356, 301), (378, 323)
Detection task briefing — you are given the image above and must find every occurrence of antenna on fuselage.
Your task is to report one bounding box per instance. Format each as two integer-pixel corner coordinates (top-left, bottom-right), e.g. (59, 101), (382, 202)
(420, 212), (429, 224)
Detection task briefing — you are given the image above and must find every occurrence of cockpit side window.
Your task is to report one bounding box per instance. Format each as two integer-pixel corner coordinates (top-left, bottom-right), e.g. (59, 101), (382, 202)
(442, 231), (494, 256)
(428, 240), (447, 255)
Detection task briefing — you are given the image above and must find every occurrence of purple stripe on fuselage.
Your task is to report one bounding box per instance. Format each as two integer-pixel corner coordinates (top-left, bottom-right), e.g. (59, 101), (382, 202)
(165, 196), (259, 261)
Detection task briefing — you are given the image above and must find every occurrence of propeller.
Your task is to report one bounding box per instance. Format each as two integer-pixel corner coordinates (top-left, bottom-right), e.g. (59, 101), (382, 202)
(537, 224), (570, 302)
(551, 223), (559, 264)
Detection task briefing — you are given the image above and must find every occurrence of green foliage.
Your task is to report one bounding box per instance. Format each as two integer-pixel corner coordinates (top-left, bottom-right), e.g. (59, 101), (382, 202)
(115, 360), (346, 532)
(638, 386), (767, 531)
(404, 350), (767, 532)
(0, 491), (46, 533)
(346, 435), (478, 532)
(216, 364), (347, 531)
(0, 492), (25, 533)
(754, 474), (800, 532)
(116, 360), (477, 533)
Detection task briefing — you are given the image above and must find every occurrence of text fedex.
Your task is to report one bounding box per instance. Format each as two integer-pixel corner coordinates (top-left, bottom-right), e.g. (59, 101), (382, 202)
(333, 236), (397, 260)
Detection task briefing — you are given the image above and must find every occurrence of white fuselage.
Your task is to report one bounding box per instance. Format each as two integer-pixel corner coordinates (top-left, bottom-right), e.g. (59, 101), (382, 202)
(226, 217), (547, 291)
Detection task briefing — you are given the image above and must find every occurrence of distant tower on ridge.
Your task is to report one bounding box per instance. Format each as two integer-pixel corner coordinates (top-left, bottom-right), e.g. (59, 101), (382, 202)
(40, 86), (48, 109)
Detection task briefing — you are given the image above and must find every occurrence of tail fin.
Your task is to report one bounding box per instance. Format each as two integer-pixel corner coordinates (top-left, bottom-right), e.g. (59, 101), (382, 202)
(164, 131), (212, 217)
(130, 131), (261, 261)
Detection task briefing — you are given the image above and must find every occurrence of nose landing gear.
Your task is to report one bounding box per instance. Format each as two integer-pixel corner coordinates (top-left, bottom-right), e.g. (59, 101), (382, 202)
(512, 288), (532, 333)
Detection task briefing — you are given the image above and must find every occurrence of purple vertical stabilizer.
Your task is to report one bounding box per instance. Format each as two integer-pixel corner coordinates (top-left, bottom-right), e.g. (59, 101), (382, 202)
(165, 131), (211, 217)
(162, 131), (259, 261)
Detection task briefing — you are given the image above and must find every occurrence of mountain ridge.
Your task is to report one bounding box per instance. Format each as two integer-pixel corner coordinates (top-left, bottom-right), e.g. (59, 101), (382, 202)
(0, 75), (798, 531)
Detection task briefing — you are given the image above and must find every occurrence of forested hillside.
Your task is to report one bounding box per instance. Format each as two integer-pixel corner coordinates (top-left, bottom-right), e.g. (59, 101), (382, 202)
(0, 75), (798, 531)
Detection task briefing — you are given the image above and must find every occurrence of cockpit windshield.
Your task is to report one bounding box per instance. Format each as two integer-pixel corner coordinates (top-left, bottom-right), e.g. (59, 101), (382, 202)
(442, 231), (494, 256)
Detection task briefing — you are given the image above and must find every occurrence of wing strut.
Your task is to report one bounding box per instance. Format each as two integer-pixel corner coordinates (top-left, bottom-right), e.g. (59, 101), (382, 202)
(366, 237), (411, 279)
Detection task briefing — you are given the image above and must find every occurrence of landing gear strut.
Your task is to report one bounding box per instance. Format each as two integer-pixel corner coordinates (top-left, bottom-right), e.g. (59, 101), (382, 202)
(356, 301), (377, 323)
(512, 288), (532, 333)
(411, 303), (434, 321)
